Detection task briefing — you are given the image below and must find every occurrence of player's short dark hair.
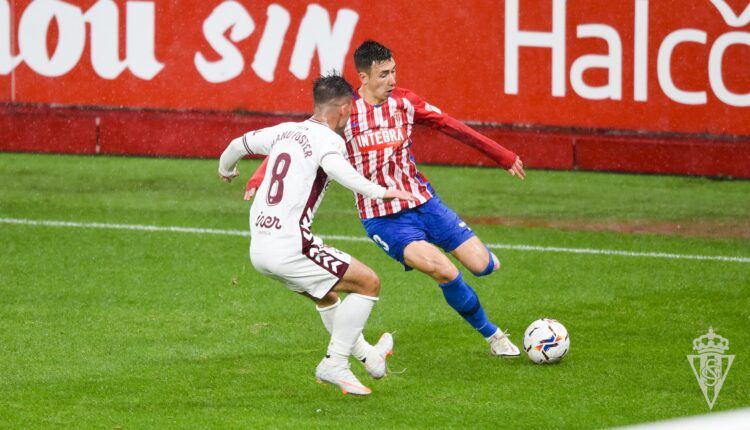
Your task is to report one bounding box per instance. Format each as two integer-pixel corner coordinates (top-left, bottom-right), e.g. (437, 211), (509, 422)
(312, 73), (353, 106)
(354, 40), (393, 73)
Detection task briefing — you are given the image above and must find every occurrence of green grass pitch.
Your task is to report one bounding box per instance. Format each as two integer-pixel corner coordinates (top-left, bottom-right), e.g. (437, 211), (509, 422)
(1, 153), (748, 428)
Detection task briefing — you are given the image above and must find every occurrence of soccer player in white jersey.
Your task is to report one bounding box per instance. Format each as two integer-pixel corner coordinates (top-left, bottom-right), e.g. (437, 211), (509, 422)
(218, 74), (415, 395)
(245, 41), (526, 358)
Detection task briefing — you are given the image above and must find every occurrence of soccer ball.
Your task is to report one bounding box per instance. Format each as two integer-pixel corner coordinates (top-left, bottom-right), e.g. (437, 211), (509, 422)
(523, 318), (570, 364)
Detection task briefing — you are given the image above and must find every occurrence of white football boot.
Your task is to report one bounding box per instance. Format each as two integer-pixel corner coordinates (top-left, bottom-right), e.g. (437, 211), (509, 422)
(315, 359), (372, 396)
(487, 329), (521, 357)
(359, 333), (394, 379)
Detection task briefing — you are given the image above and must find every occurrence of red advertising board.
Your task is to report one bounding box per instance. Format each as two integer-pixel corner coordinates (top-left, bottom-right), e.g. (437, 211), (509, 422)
(0, 77), (8, 102)
(1, 0), (749, 176)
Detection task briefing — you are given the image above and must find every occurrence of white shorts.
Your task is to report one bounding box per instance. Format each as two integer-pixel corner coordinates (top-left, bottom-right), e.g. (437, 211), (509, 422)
(250, 243), (352, 299)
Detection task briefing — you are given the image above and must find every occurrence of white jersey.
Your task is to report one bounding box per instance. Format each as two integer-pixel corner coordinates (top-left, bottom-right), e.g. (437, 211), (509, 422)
(219, 118), (386, 285)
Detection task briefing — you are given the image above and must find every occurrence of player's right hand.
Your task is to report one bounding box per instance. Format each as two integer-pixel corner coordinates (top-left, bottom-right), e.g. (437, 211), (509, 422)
(244, 188), (256, 201)
(383, 188), (417, 202)
(218, 167), (239, 183)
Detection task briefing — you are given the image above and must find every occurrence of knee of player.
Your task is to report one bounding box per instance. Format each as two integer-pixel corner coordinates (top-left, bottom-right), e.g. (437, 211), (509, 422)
(361, 268), (381, 297)
(409, 255), (457, 283)
(471, 248), (501, 277)
(430, 263), (459, 284)
(316, 291), (340, 307)
(369, 273), (382, 296)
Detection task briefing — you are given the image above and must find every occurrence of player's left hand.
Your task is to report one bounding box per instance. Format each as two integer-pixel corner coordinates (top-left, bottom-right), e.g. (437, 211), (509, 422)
(219, 167), (240, 183)
(383, 188), (418, 202)
(507, 156), (525, 181)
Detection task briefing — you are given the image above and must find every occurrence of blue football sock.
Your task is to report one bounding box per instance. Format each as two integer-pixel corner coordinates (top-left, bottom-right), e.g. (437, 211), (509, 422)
(439, 272), (498, 338)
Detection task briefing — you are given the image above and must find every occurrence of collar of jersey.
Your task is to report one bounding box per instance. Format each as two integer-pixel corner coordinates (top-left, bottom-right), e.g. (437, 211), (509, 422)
(306, 117), (327, 127)
(354, 88), (387, 108)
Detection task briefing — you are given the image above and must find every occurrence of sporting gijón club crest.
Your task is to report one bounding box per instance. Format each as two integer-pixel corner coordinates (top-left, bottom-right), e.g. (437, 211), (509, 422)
(687, 327), (735, 410)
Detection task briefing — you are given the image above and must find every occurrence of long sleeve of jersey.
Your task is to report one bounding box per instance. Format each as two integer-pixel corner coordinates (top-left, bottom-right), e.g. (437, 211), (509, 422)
(320, 152), (386, 199)
(219, 129), (273, 177)
(218, 137), (248, 177)
(244, 141), (386, 200)
(403, 89), (517, 169)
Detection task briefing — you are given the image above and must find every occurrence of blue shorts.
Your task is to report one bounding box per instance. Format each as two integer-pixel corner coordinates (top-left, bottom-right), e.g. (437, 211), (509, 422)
(361, 195), (475, 270)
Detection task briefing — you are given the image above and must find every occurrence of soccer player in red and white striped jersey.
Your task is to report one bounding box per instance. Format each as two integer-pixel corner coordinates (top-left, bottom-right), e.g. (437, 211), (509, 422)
(247, 41), (526, 358)
(344, 76), (523, 220)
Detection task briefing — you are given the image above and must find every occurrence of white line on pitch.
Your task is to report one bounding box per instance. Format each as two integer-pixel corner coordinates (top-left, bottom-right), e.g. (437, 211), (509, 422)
(1, 217), (749, 264)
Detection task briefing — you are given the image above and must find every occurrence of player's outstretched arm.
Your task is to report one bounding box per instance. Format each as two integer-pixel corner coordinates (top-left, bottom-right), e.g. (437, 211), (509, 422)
(218, 137), (248, 182)
(404, 89), (524, 180)
(219, 128), (272, 187)
(320, 152), (416, 201)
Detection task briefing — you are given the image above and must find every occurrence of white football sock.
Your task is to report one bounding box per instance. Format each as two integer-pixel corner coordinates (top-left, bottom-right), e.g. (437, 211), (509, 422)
(317, 297), (373, 361)
(325, 293), (378, 366)
(316, 298), (341, 333)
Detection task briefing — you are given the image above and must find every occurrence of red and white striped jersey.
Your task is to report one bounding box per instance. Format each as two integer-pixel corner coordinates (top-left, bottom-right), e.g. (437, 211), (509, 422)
(344, 87), (518, 219)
